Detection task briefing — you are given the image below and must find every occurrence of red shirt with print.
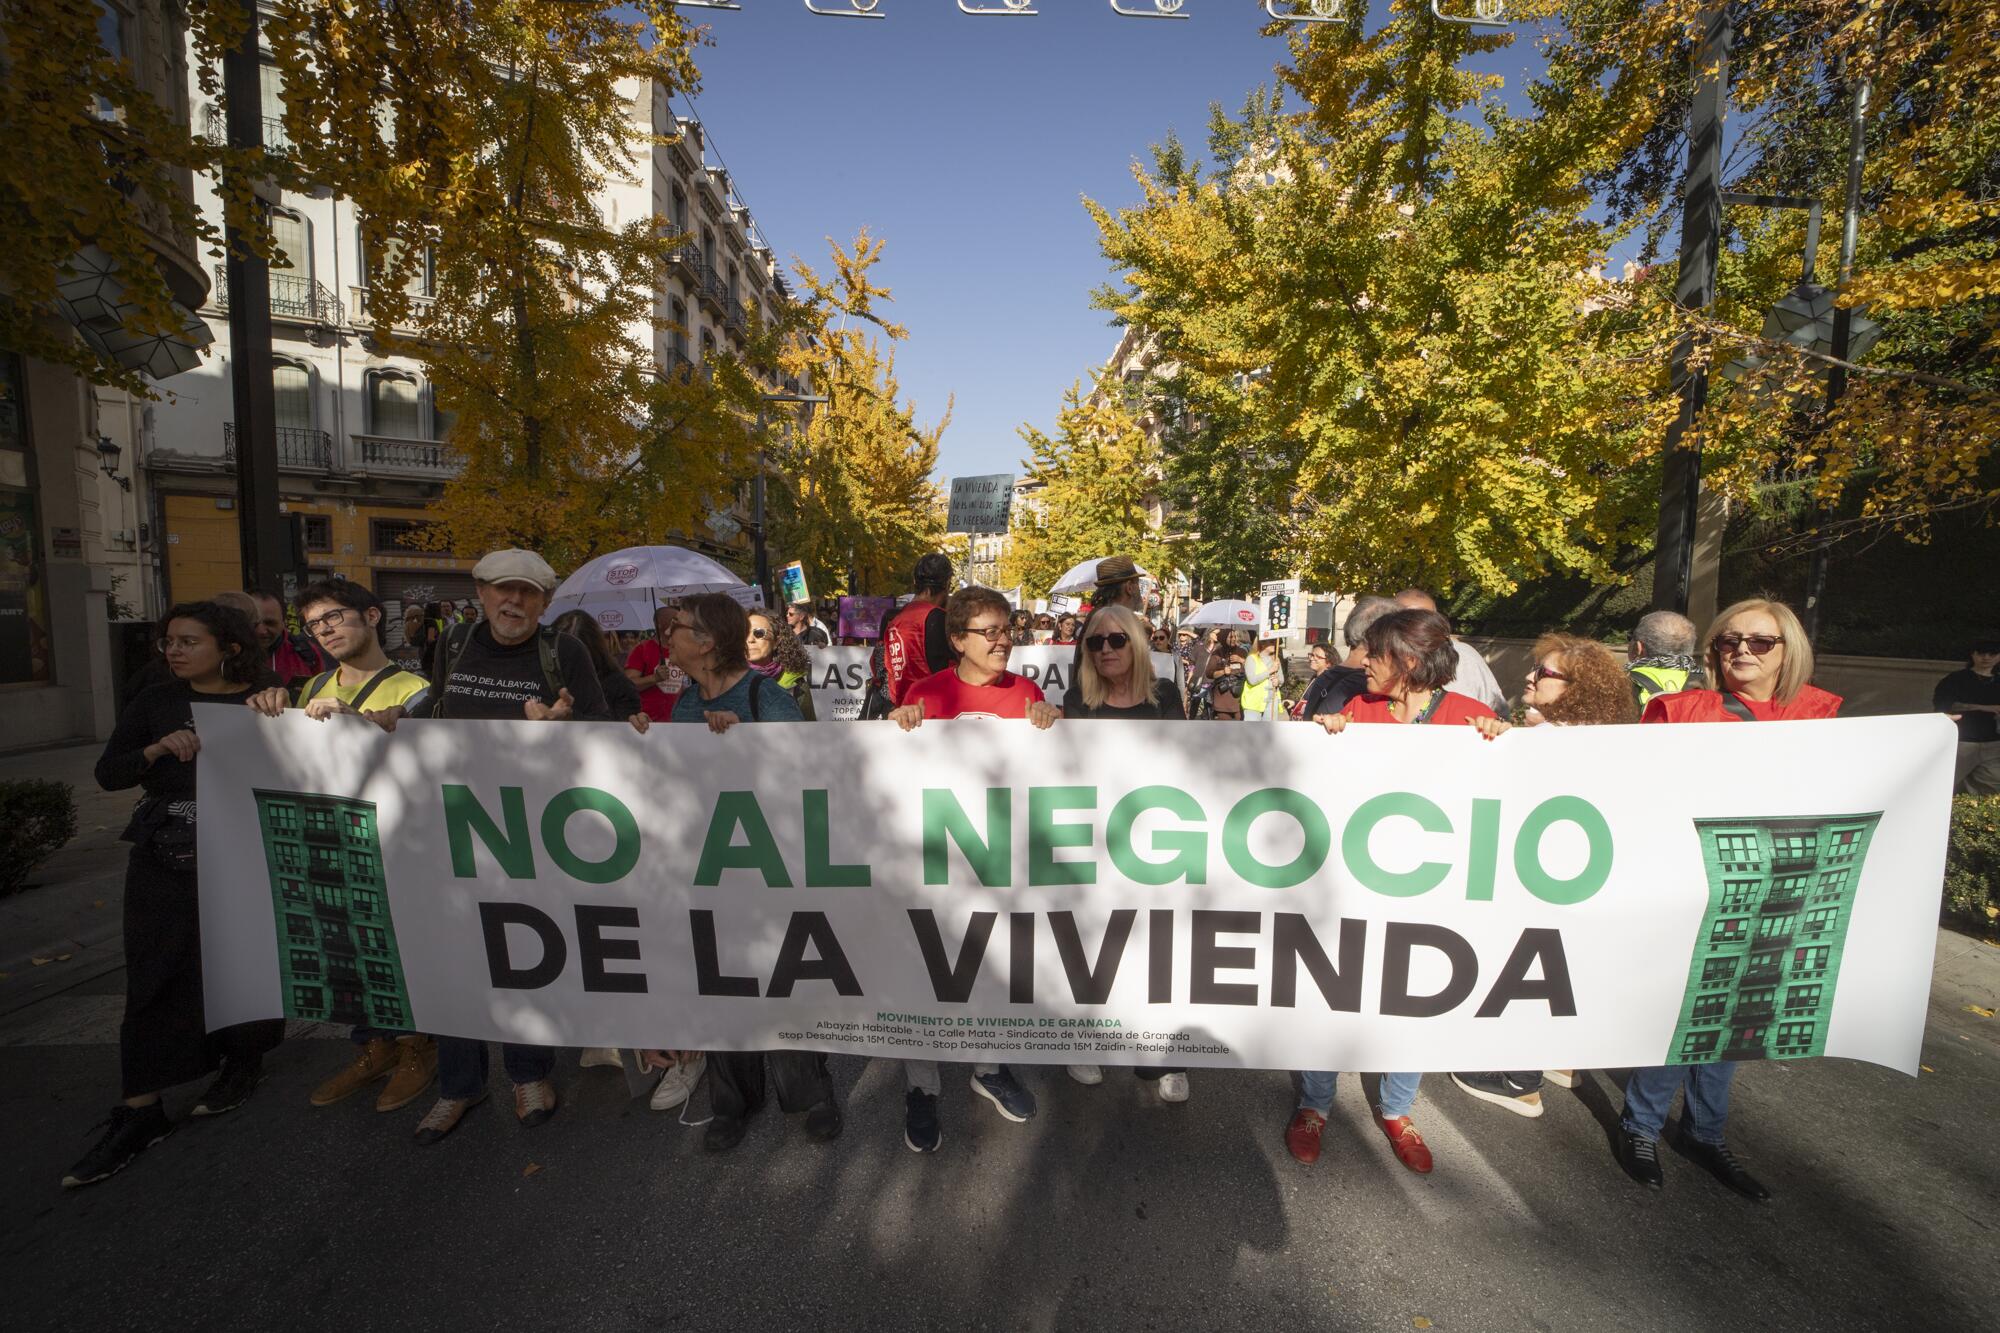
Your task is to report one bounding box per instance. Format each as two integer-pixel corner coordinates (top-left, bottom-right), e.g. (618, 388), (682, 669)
(624, 638), (685, 721)
(904, 668), (1046, 720)
(1342, 690), (1497, 726)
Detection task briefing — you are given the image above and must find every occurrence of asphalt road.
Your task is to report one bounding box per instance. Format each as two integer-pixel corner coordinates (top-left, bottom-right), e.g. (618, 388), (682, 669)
(3, 935), (1996, 1333)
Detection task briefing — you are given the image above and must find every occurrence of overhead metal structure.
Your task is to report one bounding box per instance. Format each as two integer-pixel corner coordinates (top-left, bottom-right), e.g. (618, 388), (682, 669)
(662, 0), (1510, 25)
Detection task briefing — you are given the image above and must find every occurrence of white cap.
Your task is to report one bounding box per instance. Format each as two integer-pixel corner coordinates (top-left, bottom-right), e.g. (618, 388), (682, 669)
(471, 548), (557, 591)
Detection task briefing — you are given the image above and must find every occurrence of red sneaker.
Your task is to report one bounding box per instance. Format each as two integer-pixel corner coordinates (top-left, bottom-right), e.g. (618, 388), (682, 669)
(1285, 1108), (1326, 1164)
(1378, 1114), (1433, 1174)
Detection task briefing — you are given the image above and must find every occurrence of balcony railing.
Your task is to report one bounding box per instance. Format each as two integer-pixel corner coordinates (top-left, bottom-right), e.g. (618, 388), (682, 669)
(223, 422), (333, 473)
(353, 434), (459, 478)
(693, 263), (727, 315)
(724, 303), (749, 339)
(211, 265), (344, 325)
(200, 105), (291, 151)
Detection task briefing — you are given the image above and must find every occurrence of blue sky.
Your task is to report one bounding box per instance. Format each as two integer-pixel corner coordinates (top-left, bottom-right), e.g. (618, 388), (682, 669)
(680, 3), (1544, 481)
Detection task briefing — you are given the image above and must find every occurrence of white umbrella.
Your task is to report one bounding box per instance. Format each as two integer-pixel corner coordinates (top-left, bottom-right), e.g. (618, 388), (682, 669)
(1183, 599), (1263, 630)
(542, 545), (746, 624)
(1050, 556), (1153, 596)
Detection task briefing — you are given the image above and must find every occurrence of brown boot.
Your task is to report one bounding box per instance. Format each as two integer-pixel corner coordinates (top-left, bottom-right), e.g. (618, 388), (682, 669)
(376, 1036), (437, 1112)
(311, 1038), (399, 1107)
(514, 1078), (558, 1128)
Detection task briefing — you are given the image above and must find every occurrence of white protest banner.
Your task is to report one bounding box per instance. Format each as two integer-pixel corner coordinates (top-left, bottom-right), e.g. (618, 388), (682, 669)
(198, 707), (1954, 1074)
(805, 645), (1183, 722)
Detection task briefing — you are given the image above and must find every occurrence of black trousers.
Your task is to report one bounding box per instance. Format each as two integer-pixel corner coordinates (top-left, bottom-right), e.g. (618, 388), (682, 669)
(708, 1051), (835, 1122)
(120, 849), (284, 1099)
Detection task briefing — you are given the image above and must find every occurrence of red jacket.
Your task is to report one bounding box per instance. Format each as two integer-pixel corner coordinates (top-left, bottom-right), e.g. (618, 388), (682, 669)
(883, 598), (946, 706)
(1642, 684), (1843, 724)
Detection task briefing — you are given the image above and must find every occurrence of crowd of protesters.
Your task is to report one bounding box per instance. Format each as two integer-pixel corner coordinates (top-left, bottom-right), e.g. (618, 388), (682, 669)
(63, 546), (1975, 1208)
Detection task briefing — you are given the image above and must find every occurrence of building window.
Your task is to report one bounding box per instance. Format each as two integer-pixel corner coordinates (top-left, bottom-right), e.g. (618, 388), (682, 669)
(292, 984), (324, 1014)
(1721, 879), (1759, 910)
(94, 1), (131, 121)
(266, 801), (299, 833)
(671, 183), (688, 236)
(366, 370), (424, 438)
(1713, 832), (1760, 868)
(1793, 945), (1831, 971)
(727, 261), (739, 309)
(700, 329), (715, 367)
(1756, 913), (1796, 939)
(364, 236), (434, 299)
(1772, 831), (1816, 861)
(1710, 917), (1746, 944)
(1738, 986), (1775, 1009)
(304, 806), (335, 834)
(1769, 874), (1807, 901)
(1785, 983), (1823, 1012)
(701, 227), (715, 272)
(0, 354), (50, 687)
(1679, 1030), (1720, 1057)
(1816, 868), (1851, 897)
(670, 298), (689, 363)
(300, 513), (332, 553)
(1776, 1020), (1815, 1048)
(1692, 995), (1728, 1021)
(272, 359), (314, 432)
(1803, 906), (1839, 934)
(368, 517), (437, 554)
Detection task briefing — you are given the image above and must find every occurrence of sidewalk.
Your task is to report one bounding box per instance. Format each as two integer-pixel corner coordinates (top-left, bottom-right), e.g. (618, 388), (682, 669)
(0, 742), (130, 1016)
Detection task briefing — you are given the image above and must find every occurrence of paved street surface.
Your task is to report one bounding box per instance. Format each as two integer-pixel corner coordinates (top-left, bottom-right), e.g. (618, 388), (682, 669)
(2, 916), (1995, 1332)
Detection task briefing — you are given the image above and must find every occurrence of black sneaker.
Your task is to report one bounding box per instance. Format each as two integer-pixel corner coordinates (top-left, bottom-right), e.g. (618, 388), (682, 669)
(803, 1100), (844, 1143)
(904, 1089), (941, 1153)
(1451, 1072), (1545, 1118)
(704, 1115), (749, 1153)
(1682, 1136), (1771, 1203)
(63, 1103), (173, 1189)
(969, 1067), (1036, 1123)
(1619, 1129), (1664, 1189)
(191, 1057), (264, 1117)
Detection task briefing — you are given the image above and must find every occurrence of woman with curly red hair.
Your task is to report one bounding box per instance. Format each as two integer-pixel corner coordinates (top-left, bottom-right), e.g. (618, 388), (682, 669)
(1454, 634), (1637, 1118)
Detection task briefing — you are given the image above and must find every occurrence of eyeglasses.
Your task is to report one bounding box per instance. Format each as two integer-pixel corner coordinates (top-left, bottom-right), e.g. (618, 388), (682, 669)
(748, 627), (772, 640)
(667, 619), (701, 637)
(1713, 633), (1784, 657)
(1085, 632), (1131, 652)
(155, 635), (208, 654)
(959, 625), (1011, 644)
(303, 607), (357, 636)
(1527, 665), (1570, 684)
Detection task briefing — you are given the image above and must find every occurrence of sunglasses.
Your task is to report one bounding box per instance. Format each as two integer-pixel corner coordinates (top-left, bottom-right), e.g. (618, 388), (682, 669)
(748, 627), (771, 640)
(1713, 633), (1783, 656)
(1085, 632), (1131, 652)
(1528, 665), (1570, 684)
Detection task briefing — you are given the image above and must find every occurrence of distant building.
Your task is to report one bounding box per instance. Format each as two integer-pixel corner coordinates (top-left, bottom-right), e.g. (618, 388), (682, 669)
(1671, 813), (1881, 1063)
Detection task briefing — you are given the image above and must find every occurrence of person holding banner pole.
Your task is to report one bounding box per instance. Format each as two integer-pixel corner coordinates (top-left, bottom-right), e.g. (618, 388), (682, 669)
(881, 553), (955, 711)
(245, 578), (441, 1115)
(1059, 604), (1192, 1103)
(1615, 598), (1841, 1203)
(1289, 609), (1501, 1175)
(404, 550), (614, 1146)
(1451, 635), (1637, 1117)
(64, 602), (288, 1188)
(664, 593), (843, 1152)
(890, 586), (1060, 1153)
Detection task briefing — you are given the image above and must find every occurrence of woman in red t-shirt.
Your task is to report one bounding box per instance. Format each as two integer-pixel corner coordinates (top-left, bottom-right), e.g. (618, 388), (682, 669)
(1289, 608), (1497, 1178)
(888, 586), (1056, 1154)
(1616, 597), (1838, 1206)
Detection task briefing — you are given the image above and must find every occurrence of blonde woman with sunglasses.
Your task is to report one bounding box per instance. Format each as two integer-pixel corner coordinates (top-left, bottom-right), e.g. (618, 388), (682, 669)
(1616, 597), (1840, 1206)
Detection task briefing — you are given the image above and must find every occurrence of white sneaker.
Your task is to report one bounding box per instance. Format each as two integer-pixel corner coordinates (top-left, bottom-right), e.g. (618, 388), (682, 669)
(649, 1054), (707, 1111)
(579, 1047), (623, 1070)
(1156, 1072), (1190, 1103)
(1066, 1064), (1103, 1086)
(1544, 1069), (1580, 1089)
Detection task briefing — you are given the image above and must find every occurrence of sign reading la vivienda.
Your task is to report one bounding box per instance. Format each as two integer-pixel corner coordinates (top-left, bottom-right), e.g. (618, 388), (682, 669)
(196, 707), (1956, 1075)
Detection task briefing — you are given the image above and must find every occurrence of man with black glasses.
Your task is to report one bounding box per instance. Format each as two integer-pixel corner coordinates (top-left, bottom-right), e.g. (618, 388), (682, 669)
(249, 577), (437, 1114)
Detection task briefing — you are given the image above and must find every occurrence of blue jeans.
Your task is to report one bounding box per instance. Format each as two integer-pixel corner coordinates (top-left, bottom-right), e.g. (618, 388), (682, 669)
(1298, 1070), (1422, 1119)
(1622, 1062), (1737, 1144)
(436, 1037), (555, 1100)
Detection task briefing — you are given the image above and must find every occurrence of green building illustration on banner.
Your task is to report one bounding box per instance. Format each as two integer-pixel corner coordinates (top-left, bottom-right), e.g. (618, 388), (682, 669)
(1670, 813), (1882, 1064)
(253, 789), (413, 1029)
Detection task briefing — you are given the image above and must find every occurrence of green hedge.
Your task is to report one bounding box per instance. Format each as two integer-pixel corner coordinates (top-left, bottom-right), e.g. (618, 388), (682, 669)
(0, 779), (79, 894)
(1945, 793), (2000, 933)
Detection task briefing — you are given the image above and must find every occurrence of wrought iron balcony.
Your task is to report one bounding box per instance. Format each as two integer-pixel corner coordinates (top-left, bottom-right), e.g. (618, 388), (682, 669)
(210, 265), (344, 325)
(353, 434), (459, 478)
(223, 422), (334, 473)
(668, 243), (703, 278)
